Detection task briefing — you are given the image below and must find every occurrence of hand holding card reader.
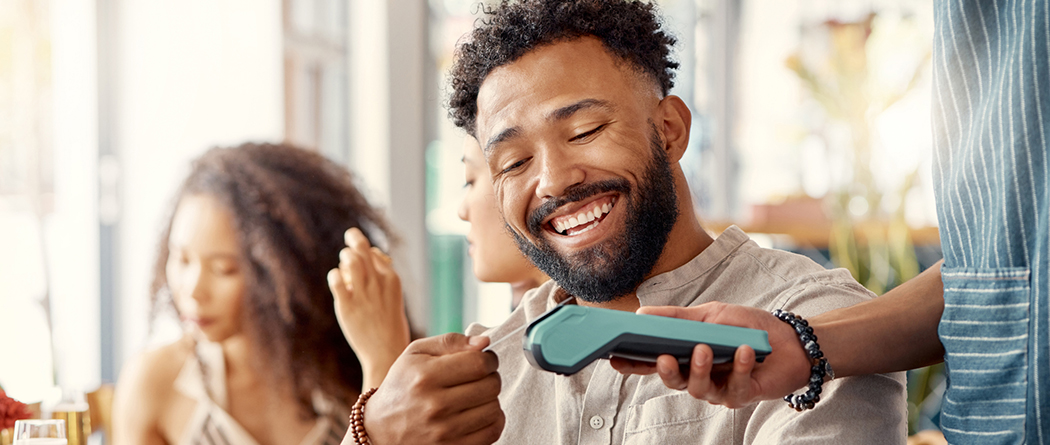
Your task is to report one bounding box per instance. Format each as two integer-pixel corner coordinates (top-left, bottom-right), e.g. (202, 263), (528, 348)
(523, 304), (772, 375)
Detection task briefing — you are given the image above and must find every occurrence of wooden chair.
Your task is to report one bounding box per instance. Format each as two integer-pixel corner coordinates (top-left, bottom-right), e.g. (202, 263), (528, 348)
(86, 384), (114, 442)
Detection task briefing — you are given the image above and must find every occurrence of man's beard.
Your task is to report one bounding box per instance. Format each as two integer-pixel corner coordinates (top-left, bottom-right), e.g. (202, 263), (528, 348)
(509, 129), (678, 303)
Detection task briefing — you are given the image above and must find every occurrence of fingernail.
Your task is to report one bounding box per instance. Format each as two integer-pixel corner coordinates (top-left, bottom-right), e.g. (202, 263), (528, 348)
(658, 365), (670, 377)
(468, 336), (486, 346)
(694, 348), (707, 367)
(327, 269), (338, 285)
(738, 351), (751, 365)
(345, 228), (361, 244)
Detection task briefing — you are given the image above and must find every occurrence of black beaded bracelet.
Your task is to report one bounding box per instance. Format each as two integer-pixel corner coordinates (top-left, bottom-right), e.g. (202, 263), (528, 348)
(772, 309), (834, 412)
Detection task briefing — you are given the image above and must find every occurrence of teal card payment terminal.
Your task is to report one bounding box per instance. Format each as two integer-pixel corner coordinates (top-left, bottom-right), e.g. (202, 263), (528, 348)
(523, 304), (772, 375)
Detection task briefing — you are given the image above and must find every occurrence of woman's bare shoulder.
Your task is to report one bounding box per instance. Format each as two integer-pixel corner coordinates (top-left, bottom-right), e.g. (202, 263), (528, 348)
(120, 336), (194, 391)
(115, 336), (195, 416)
(112, 336), (195, 445)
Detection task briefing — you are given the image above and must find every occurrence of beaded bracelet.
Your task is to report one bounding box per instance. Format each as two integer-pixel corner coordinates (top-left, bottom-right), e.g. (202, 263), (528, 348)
(350, 387), (378, 444)
(771, 309), (834, 412)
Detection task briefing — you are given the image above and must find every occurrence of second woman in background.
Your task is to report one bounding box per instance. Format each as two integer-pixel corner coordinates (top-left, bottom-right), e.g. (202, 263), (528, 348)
(329, 136), (549, 359)
(458, 136), (549, 308)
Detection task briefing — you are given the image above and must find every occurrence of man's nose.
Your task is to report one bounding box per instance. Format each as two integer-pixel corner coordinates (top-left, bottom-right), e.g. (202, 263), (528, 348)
(534, 147), (585, 200)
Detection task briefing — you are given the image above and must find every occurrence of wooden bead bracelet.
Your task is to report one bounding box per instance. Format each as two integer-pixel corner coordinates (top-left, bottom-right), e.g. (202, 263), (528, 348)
(350, 387), (378, 444)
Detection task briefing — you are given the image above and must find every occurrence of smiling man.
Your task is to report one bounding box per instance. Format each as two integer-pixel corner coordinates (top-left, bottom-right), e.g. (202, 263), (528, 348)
(348, 1), (907, 444)
(475, 45), (687, 307)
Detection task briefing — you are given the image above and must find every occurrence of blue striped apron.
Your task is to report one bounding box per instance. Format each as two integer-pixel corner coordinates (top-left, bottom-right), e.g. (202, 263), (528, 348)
(932, 0), (1050, 443)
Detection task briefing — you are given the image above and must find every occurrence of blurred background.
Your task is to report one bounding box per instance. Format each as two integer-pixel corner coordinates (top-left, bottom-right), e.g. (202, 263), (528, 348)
(0, 0), (944, 439)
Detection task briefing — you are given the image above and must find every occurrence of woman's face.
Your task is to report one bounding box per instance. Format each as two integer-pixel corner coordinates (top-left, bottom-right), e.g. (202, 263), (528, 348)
(458, 137), (543, 284)
(166, 194), (246, 343)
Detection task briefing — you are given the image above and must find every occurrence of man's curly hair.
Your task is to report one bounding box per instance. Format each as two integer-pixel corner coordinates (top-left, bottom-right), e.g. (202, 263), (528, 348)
(448, 0), (679, 136)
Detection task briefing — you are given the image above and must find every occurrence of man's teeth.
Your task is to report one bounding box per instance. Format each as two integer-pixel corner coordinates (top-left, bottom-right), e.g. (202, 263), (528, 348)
(553, 202), (613, 235)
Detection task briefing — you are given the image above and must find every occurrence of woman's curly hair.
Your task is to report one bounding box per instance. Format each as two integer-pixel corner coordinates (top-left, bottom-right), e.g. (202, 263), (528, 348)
(448, 0), (678, 136)
(150, 142), (396, 419)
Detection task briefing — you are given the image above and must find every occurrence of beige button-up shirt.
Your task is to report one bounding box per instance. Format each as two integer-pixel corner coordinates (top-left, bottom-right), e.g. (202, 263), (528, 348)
(467, 226), (907, 444)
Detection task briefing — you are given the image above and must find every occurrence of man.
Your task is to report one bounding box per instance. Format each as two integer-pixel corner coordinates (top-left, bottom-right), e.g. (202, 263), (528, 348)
(347, 1), (906, 444)
(612, 1), (1049, 444)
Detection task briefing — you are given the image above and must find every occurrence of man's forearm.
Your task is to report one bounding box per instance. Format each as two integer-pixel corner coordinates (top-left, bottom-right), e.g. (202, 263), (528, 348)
(811, 260), (946, 377)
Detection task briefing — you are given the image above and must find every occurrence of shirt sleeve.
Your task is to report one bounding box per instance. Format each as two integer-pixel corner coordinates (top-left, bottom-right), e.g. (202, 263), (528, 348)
(746, 273), (909, 444)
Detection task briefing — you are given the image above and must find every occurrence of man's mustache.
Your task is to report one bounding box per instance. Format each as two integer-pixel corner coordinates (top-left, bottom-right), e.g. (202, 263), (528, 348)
(526, 179), (631, 236)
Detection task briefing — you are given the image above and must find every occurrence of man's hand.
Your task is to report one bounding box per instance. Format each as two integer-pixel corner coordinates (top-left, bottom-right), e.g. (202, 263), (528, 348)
(609, 302), (810, 408)
(328, 227), (412, 388)
(357, 333), (504, 445)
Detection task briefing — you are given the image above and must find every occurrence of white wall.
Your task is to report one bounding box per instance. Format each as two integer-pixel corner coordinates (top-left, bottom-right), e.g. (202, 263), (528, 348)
(349, 0), (430, 333)
(49, 0), (101, 393)
(113, 0), (284, 374)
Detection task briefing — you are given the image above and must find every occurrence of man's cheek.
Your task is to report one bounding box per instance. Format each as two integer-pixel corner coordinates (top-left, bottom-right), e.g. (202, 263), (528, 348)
(499, 193), (526, 234)
(501, 206), (529, 241)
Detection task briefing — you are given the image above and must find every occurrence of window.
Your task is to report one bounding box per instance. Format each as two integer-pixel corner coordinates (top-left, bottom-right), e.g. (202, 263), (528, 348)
(283, 0), (350, 163)
(0, 0), (58, 402)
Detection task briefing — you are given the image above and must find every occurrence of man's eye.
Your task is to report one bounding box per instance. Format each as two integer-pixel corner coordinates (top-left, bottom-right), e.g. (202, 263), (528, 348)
(463, 180), (474, 189)
(571, 124), (607, 142)
(501, 159), (527, 175)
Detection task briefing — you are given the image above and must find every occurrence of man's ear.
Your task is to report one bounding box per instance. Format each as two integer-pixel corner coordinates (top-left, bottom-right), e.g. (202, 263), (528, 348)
(657, 95), (691, 163)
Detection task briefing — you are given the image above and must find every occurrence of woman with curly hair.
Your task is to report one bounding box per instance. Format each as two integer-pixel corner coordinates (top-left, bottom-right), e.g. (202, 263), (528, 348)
(112, 142), (411, 445)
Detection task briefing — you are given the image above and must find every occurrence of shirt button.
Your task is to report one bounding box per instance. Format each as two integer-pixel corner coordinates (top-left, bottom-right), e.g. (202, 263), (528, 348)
(589, 415), (604, 429)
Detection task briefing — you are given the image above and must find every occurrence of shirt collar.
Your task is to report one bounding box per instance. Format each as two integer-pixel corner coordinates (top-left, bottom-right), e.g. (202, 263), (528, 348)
(635, 225), (751, 307)
(542, 225), (752, 309)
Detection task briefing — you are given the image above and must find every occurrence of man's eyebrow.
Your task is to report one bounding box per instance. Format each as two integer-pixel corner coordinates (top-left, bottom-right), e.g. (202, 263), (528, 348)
(482, 99), (614, 154)
(484, 127), (521, 154)
(547, 98), (615, 122)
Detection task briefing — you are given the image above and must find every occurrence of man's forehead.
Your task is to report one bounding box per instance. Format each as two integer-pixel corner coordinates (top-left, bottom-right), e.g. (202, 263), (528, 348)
(473, 38), (654, 156)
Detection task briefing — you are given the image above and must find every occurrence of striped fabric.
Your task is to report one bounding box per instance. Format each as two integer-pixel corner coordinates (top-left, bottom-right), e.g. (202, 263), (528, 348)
(932, 0), (1049, 443)
(195, 414), (231, 445)
(174, 340), (351, 445)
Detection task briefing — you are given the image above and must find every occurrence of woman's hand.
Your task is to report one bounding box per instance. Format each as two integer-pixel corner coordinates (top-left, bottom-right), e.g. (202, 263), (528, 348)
(327, 227), (411, 389)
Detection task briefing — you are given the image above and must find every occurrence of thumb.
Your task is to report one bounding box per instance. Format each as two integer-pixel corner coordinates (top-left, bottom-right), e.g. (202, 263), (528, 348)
(637, 303), (719, 322)
(408, 333), (490, 357)
(637, 305), (701, 320)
